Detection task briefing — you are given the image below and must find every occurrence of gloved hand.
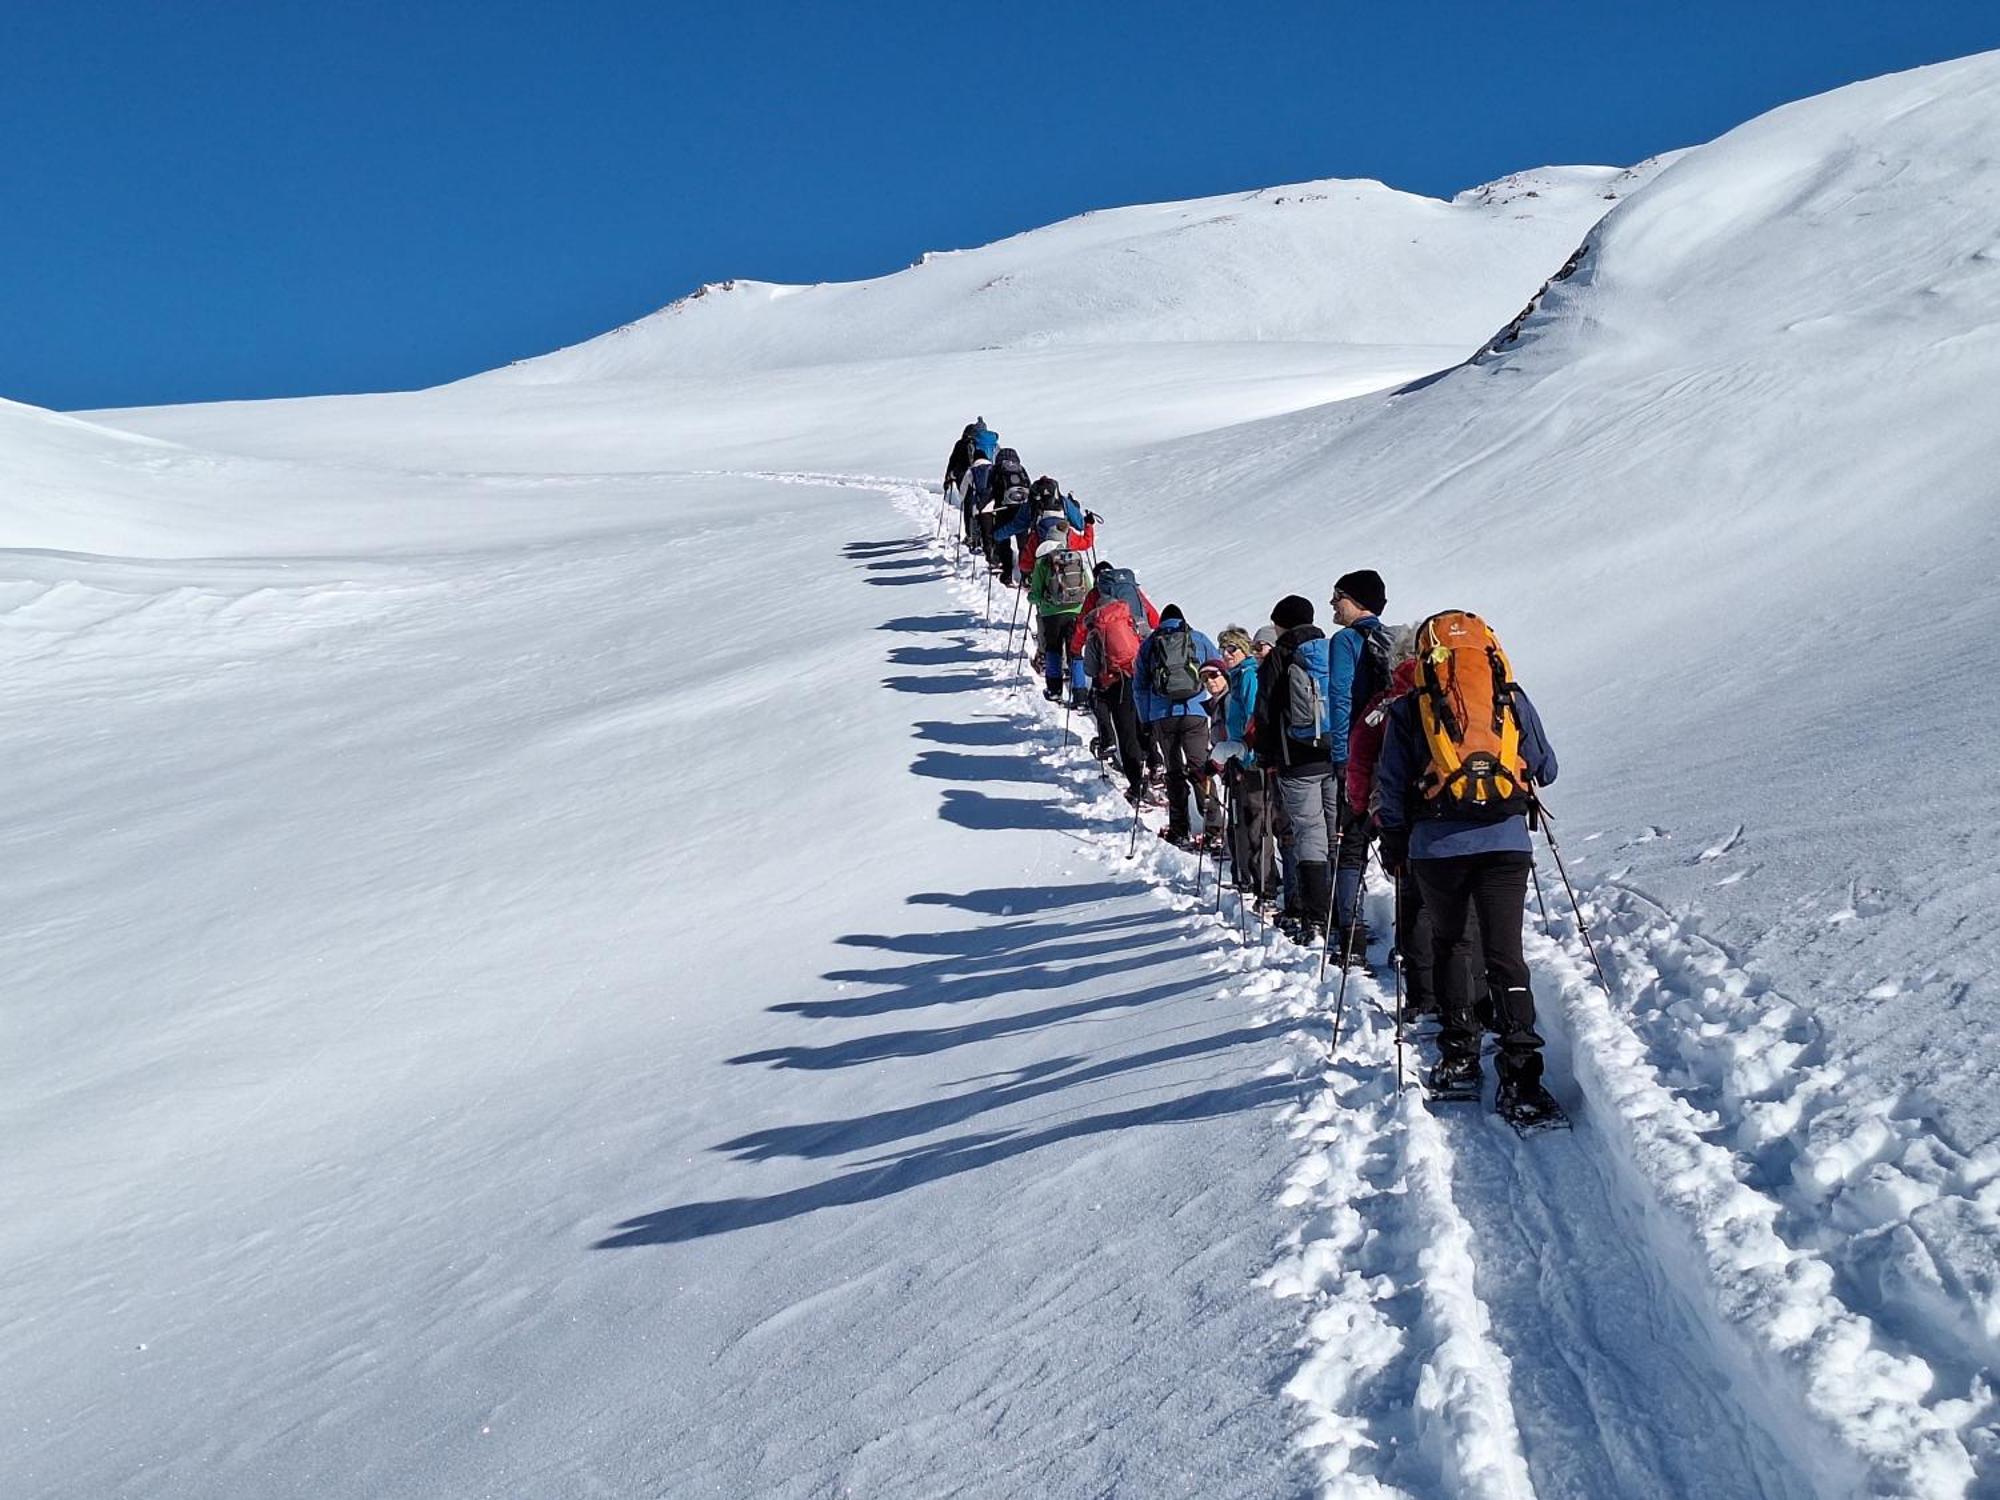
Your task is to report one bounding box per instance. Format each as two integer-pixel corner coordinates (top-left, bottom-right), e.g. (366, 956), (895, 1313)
(1378, 826), (1410, 877)
(1085, 510), (1103, 525)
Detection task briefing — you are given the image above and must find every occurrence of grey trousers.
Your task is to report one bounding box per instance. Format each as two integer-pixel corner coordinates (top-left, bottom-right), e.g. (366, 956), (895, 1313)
(1275, 767), (1342, 865)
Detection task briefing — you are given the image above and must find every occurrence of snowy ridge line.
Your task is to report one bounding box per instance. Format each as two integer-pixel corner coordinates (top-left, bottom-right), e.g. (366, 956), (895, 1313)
(1527, 878), (1995, 1494)
(897, 483), (1534, 1498)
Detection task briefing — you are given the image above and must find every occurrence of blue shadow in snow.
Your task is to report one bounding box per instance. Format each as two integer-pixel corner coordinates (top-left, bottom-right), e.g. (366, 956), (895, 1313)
(592, 1076), (1301, 1248)
(882, 672), (989, 695)
(717, 1018), (1306, 1162)
(935, 787), (1086, 834)
(908, 882), (1148, 914)
(912, 719), (1017, 747)
(877, 612), (981, 634)
(843, 538), (925, 558)
(910, 750), (1046, 785)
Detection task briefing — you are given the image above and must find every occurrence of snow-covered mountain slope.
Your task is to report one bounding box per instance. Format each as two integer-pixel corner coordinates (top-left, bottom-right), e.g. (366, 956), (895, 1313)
(484, 167), (1645, 380)
(95, 166), (1653, 476)
(10, 47), (2000, 1500)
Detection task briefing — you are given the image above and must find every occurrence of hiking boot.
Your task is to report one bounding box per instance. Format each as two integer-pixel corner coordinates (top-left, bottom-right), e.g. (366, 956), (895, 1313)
(1042, 684), (1063, 702)
(1428, 1055), (1482, 1097)
(1088, 736), (1109, 761)
(1495, 1076), (1565, 1128)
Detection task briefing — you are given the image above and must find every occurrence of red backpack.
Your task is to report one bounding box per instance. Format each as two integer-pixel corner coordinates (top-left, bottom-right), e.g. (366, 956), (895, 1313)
(1091, 600), (1141, 677)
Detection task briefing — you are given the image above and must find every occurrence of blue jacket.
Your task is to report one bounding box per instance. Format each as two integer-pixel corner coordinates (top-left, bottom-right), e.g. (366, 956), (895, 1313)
(1376, 686), (1558, 859)
(1224, 657), (1261, 759)
(1326, 615), (1383, 758)
(1134, 620), (1219, 722)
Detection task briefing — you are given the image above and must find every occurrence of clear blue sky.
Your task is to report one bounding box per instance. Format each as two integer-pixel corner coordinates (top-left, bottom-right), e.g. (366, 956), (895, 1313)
(4, 0), (1994, 411)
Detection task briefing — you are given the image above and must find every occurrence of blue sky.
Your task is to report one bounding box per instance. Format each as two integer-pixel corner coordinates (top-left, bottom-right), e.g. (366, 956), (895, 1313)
(5, 0), (1995, 411)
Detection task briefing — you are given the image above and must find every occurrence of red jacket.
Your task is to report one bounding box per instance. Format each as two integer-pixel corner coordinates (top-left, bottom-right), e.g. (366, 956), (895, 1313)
(1347, 658), (1419, 815)
(1068, 582), (1158, 656)
(1020, 521), (1096, 577)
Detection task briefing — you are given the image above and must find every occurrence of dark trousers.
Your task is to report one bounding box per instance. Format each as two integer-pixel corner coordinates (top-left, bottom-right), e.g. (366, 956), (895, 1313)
(1100, 676), (1147, 790)
(1395, 872), (1480, 1018)
(1225, 763), (1273, 897)
(1152, 715), (1212, 837)
(1334, 805), (1372, 939)
(1038, 613), (1074, 692)
(1410, 851), (1542, 1082)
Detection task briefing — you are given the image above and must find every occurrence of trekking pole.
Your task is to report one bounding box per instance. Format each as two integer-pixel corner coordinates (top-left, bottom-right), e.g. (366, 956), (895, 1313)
(1529, 858), (1553, 932)
(1328, 846), (1376, 1059)
(985, 567), (994, 625)
(1532, 794), (1615, 997)
(1005, 585), (1026, 665)
(935, 483), (953, 541)
(1392, 875), (1407, 1091)
(1214, 782), (1231, 917)
(1318, 813), (1365, 984)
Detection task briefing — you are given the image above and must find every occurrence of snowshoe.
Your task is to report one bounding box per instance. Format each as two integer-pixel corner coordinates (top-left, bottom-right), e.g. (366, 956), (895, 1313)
(1495, 1078), (1570, 1134)
(1426, 1055), (1483, 1103)
(1042, 684), (1062, 702)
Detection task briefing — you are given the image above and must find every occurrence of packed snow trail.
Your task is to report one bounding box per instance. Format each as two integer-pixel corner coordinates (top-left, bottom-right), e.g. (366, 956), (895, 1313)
(901, 484), (1837, 1500)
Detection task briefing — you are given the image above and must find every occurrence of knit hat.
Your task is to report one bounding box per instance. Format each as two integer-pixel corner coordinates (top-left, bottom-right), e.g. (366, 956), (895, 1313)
(1217, 626), (1255, 655)
(1252, 625), (1280, 649)
(1160, 603), (1185, 623)
(1094, 559), (1114, 575)
(1270, 594), (1315, 631)
(1201, 657), (1228, 674)
(1331, 569), (1387, 615)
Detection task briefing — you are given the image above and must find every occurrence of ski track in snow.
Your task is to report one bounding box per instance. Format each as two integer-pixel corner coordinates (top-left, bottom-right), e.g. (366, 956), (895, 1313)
(893, 478), (1993, 1498)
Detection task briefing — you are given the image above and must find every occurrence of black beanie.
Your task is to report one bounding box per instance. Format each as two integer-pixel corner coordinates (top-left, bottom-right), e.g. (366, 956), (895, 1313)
(1094, 559), (1114, 575)
(1333, 569), (1387, 615)
(1160, 603), (1184, 623)
(1270, 594), (1315, 631)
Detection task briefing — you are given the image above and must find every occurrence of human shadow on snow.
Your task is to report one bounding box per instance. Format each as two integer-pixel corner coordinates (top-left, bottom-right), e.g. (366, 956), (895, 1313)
(887, 643), (999, 667)
(715, 1018), (1306, 1163)
(935, 787), (1088, 834)
(911, 719), (1017, 747)
(863, 571), (952, 587)
(593, 1076), (1300, 1248)
(774, 932), (1188, 1021)
(842, 538), (925, 558)
(727, 971), (1201, 1072)
(881, 671), (989, 696)
(909, 750), (1049, 785)
(877, 612), (981, 634)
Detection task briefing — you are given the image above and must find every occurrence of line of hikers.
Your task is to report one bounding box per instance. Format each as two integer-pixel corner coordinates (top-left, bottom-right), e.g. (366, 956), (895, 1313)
(941, 417), (1567, 1128)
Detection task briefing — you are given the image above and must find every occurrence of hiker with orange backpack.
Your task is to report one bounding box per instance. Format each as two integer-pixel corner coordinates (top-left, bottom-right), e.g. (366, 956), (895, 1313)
(1375, 609), (1562, 1129)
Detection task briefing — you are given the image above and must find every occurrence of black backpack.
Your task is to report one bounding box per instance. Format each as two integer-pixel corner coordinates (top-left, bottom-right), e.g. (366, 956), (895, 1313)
(1149, 627), (1202, 704)
(1350, 619), (1392, 718)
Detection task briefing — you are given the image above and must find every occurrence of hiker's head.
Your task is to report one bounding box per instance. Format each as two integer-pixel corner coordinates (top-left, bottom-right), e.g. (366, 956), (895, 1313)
(1217, 626), (1254, 663)
(1252, 625), (1280, 660)
(1330, 569), (1386, 625)
(1094, 559), (1114, 577)
(1200, 659), (1229, 695)
(1270, 595), (1314, 632)
(1160, 604), (1185, 625)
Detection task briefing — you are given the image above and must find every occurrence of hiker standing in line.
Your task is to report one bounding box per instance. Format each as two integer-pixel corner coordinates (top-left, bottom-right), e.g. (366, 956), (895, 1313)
(1325, 570), (1393, 964)
(1249, 595), (1342, 942)
(1026, 527), (1096, 703)
(1073, 561), (1161, 799)
(1134, 605), (1219, 847)
(944, 418), (988, 494)
(960, 429), (997, 550)
(1376, 610), (1562, 1125)
(1214, 626), (1273, 902)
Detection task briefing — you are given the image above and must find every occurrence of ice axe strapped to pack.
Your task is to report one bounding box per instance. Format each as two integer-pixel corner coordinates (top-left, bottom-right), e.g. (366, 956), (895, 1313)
(1412, 609), (1531, 821)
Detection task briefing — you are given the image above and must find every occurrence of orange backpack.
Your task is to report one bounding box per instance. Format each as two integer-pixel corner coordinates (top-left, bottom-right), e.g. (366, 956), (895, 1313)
(1412, 610), (1532, 821)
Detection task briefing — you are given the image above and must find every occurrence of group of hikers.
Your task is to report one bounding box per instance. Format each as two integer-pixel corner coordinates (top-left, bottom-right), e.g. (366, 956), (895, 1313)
(940, 417), (1568, 1130)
